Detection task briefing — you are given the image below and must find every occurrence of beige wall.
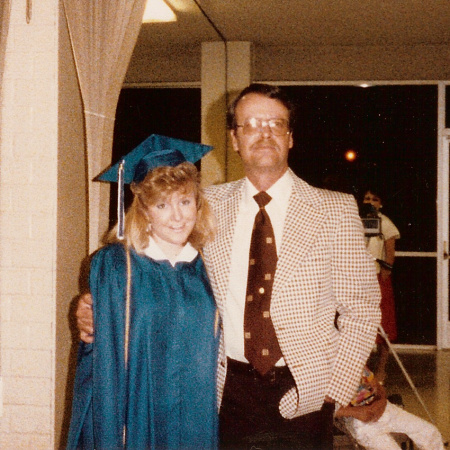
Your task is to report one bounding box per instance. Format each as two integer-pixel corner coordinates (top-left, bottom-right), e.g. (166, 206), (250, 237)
(0, 0), (58, 446)
(126, 43), (202, 84)
(0, 0), (86, 448)
(55, 5), (86, 448)
(125, 43), (450, 84)
(254, 44), (450, 81)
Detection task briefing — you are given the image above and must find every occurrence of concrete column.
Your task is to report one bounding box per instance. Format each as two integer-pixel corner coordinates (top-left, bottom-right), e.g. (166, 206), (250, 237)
(225, 42), (251, 182)
(201, 42), (227, 187)
(201, 41), (252, 185)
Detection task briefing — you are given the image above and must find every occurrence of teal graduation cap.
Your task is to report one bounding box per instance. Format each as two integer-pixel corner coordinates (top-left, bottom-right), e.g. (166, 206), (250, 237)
(97, 134), (213, 184)
(96, 134), (213, 239)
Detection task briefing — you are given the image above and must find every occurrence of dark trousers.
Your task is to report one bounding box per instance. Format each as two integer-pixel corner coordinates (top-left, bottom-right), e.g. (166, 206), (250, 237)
(219, 359), (334, 450)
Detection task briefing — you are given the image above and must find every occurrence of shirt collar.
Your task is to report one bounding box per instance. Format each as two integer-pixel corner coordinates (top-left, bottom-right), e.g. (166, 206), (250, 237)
(144, 236), (198, 266)
(243, 170), (293, 209)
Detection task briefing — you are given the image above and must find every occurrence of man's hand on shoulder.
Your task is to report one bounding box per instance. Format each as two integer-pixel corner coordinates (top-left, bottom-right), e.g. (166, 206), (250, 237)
(76, 293), (94, 343)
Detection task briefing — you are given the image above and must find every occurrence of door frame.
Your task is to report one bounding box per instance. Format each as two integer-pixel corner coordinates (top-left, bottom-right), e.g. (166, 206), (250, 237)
(437, 82), (450, 349)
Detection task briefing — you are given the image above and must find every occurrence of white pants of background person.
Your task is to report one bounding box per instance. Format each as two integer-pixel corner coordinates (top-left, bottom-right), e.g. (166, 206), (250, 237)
(341, 401), (445, 450)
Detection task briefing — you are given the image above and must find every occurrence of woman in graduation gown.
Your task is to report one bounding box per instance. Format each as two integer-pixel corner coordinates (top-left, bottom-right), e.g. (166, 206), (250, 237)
(67, 136), (219, 449)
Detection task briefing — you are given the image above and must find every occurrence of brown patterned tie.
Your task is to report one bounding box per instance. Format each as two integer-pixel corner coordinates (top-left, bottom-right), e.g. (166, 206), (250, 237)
(244, 192), (282, 375)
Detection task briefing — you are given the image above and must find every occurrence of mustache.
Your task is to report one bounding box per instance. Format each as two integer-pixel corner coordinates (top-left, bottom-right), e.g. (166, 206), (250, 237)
(252, 138), (278, 148)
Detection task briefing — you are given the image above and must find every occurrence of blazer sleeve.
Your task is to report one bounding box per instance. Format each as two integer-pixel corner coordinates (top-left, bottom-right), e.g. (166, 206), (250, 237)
(327, 196), (381, 406)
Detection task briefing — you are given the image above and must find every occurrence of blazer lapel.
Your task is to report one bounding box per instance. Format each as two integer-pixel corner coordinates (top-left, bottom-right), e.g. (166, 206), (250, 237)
(273, 174), (327, 297)
(206, 181), (244, 311)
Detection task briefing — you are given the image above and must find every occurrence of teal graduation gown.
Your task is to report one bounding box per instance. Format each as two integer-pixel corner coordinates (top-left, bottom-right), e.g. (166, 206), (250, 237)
(67, 243), (219, 449)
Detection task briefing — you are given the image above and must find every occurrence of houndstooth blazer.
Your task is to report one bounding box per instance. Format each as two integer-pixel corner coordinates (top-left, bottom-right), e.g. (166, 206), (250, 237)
(203, 169), (381, 419)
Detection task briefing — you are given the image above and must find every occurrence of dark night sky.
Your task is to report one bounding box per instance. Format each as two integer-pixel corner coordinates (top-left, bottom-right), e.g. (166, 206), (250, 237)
(285, 85), (438, 253)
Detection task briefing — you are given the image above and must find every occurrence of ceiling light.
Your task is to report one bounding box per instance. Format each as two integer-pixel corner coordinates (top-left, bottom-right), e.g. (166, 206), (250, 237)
(143, 0), (177, 23)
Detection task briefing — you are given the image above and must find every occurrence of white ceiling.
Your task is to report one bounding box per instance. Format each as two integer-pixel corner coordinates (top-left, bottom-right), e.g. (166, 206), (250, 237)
(136, 0), (450, 48)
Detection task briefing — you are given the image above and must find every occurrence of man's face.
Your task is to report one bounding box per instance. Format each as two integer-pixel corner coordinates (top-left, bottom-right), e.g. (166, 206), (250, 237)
(230, 93), (293, 174)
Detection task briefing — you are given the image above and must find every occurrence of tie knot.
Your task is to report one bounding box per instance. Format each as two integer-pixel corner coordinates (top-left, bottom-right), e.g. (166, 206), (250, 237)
(254, 191), (272, 208)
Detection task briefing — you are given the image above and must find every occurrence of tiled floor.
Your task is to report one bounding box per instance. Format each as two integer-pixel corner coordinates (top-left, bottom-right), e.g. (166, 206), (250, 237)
(334, 348), (450, 449)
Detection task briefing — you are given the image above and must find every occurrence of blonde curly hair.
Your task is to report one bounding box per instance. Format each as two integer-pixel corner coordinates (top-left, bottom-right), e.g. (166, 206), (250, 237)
(105, 162), (216, 253)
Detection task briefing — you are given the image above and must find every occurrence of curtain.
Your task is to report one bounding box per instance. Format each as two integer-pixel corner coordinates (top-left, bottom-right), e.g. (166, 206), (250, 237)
(0, 0), (11, 378)
(63, 0), (147, 252)
(0, 0), (12, 129)
(0, 0), (11, 79)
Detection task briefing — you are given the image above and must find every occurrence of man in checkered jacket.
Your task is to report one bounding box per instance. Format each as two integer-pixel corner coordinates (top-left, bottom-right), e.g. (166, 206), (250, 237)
(76, 83), (381, 449)
(202, 83), (381, 449)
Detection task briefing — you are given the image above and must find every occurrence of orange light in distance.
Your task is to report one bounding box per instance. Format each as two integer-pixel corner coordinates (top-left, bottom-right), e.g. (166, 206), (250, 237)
(345, 150), (357, 162)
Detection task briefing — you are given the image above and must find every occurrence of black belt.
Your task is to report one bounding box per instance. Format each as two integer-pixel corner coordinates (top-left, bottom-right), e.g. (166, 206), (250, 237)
(226, 358), (293, 383)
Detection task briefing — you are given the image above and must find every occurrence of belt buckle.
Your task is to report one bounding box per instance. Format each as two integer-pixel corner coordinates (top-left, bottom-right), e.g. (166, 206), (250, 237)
(249, 365), (277, 382)
(259, 367), (276, 383)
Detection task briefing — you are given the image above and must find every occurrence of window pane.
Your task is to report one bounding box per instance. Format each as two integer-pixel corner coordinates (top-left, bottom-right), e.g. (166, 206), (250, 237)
(393, 257), (436, 345)
(284, 85), (437, 252)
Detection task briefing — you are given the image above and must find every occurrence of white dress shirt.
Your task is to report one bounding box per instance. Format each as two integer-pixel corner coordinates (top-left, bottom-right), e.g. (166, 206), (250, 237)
(224, 170), (293, 364)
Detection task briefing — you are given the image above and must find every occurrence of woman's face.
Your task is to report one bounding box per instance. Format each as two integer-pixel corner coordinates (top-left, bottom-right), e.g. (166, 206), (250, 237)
(147, 188), (197, 255)
(363, 191), (382, 211)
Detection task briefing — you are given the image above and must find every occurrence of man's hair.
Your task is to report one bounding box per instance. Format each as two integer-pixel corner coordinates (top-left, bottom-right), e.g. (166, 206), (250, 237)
(105, 162), (216, 252)
(226, 83), (296, 130)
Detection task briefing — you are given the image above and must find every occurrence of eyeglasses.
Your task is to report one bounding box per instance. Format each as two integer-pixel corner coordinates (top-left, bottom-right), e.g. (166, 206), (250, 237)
(236, 118), (290, 136)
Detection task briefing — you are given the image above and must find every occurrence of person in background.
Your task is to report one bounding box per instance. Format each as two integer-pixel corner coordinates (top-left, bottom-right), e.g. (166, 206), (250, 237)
(363, 188), (400, 384)
(335, 367), (445, 450)
(67, 136), (219, 450)
(76, 85), (381, 449)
